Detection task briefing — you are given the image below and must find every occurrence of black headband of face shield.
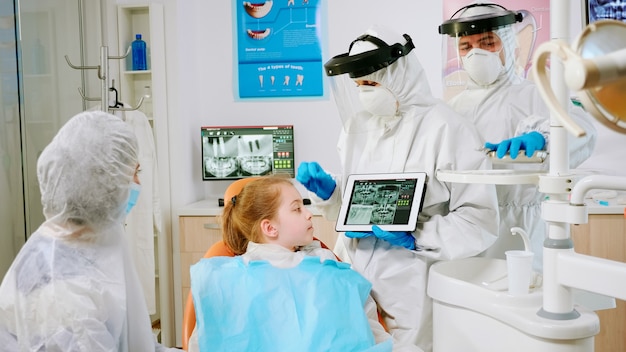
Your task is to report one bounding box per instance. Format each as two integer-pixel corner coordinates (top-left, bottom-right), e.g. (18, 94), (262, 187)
(438, 3), (523, 37)
(324, 34), (415, 78)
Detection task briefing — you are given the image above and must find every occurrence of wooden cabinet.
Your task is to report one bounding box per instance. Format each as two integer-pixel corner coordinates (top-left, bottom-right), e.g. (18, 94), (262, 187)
(571, 214), (626, 352)
(178, 215), (222, 313)
(177, 212), (339, 314)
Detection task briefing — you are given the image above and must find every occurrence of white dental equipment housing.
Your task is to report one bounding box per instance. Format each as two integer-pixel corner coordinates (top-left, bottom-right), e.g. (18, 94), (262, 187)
(531, 16), (626, 323)
(429, 3), (626, 351)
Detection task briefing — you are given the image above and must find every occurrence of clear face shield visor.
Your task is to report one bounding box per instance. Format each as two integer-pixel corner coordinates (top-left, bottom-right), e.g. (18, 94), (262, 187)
(439, 3), (523, 91)
(323, 34), (414, 134)
(439, 3), (523, 38)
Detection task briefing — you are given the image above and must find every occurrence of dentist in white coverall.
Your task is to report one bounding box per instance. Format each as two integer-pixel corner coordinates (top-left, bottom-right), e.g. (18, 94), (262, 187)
(0, 111), (178, 352)
(297, 25), (499, 352)
(439, 3), (597, 273)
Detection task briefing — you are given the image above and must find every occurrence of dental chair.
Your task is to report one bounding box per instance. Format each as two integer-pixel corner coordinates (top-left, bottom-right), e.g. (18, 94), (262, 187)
(181, 176), (340, 350)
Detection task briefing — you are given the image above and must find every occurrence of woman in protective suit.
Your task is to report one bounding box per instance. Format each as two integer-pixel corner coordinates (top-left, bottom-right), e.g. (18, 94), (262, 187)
(439, 3), (597, 272)
(0, 111), (178, 351)
(297, 25), (499, 352)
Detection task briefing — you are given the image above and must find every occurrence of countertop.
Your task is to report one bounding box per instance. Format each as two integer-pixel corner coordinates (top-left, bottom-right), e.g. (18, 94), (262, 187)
(178, 198), (322, 217)
(177, 199), (223, 216)
(178, 193), (626, 217)
(584, 190), (626, 215)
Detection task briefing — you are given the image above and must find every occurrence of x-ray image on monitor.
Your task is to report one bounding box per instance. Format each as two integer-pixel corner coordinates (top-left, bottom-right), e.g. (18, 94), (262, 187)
(201, 125), (295, 180)
(585, 0), (626, 24)
(203, 136), (240, 178)
(236, 135), (272, 176)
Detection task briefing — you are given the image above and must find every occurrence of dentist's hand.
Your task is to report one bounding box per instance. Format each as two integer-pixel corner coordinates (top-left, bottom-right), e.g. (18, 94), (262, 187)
(296, 161), (336, 200)
(345, 225), (415, 250)
(372, 225), (416, 250)
(485, 131), (545, 159)
(345, 231), (374, 239)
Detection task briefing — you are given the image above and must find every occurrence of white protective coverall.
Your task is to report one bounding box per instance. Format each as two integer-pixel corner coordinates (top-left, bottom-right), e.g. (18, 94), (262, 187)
(313, 26), (499, 352)
(0, 111), (177, 352)
(445, 4), (597, 273)
(187, 241), (391, 351)
(123, 108), (161, 314)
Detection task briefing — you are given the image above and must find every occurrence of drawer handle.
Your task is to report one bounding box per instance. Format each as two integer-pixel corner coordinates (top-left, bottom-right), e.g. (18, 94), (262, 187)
(203, 223), (220, 230)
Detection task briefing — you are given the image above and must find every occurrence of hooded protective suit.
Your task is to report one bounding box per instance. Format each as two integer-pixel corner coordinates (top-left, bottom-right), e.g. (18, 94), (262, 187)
(313, 26), (499, 352)
(442, 4), (597, 272)
(0, 111), (176, 351)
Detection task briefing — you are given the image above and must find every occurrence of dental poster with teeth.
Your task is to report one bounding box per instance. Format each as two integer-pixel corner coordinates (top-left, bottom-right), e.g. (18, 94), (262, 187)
(441, 0), (550, 101)
(235, 0), (326, 99)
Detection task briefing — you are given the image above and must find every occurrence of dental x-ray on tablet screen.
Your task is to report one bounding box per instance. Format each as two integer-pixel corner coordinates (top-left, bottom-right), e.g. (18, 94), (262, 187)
(336, 172), (427, 232)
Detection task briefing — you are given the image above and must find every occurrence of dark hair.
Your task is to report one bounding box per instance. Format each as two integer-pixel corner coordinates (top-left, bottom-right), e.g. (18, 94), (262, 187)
(222, 175), (294, 255)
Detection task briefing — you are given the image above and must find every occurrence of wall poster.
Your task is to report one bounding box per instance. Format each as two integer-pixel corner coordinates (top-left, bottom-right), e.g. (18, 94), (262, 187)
(234, 0), (326, 99)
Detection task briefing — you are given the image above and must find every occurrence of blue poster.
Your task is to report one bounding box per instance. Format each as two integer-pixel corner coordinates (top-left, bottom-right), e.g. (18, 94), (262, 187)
(235, 0), (325, 98)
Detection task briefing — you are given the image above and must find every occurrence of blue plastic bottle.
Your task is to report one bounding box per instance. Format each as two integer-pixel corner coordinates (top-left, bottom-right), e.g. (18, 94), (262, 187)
(131, 34), (147, 70)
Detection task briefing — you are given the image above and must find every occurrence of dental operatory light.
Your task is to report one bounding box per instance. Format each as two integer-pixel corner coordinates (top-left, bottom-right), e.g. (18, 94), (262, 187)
(533, 19), (626, 136)
(438, 3), (523, 37)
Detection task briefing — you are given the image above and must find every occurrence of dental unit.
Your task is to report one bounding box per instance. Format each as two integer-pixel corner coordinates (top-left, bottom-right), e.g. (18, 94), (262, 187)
(430, 1), (626, 350)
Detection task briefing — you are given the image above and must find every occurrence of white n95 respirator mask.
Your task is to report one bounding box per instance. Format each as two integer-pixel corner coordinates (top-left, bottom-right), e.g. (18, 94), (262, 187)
(461, 48), (504, 86)
(358, 85), (398, 117)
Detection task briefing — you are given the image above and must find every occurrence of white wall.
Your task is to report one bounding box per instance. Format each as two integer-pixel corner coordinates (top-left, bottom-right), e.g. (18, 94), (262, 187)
(174, 1), (445, 206)
(167, 2), (446, 343)
(171, 1), (590, 208)
(158, 0), (594, 344)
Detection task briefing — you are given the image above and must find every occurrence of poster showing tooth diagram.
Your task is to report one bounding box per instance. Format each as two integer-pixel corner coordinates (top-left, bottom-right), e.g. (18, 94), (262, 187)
(235, 0), (325, 98)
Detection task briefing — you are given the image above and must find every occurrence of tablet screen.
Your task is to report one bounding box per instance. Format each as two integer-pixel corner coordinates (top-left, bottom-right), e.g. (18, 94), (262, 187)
(335, 172), (427, 232)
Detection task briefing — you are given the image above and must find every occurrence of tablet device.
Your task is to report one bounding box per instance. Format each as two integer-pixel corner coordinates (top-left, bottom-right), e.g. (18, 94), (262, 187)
(335, 172), (427, 232)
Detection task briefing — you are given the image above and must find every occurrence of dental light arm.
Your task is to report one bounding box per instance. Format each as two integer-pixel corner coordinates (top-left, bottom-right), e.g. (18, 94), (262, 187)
(533, 20), (626, 137)
(532, 40), (587, 137)
(564, 48), (626, 91)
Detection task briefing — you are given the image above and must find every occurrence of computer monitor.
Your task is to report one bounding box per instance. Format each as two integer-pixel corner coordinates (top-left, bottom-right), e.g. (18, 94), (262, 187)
(584, 0), (626, 25)
(201, 125), (295, 181)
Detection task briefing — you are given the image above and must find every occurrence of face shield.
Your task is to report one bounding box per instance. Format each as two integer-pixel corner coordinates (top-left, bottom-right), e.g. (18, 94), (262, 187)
(323, 29), (415, 134)
(439, 3), (523, 92)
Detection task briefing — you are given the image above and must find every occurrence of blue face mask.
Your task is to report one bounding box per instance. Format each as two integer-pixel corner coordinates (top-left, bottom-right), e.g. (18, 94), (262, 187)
(125, 182), (142, 214)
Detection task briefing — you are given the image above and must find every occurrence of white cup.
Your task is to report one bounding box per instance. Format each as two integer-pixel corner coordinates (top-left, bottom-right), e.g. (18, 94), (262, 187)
(505, 250), (534, 295)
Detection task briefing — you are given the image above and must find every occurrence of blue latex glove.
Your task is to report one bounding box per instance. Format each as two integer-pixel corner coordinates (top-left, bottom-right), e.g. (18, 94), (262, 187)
(345, 231), (374, 239)
(345, 226), (415, 250)
(372, 225), (416, 250)
(296, 161), (336, 200)
(484, 131), (546, 159)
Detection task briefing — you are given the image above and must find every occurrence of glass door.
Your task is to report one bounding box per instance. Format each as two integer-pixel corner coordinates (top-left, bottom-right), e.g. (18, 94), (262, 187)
(0, 1), (24, 281)
(0, 0), (107, 281)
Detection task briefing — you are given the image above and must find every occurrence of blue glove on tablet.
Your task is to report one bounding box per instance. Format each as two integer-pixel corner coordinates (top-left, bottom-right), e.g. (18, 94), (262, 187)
(372, 225), (416, 250)
(345, 231), (374, 239)
(345, 226), (415, 250)
(296, 161), (336, 200)
(484, 131), (545, 159)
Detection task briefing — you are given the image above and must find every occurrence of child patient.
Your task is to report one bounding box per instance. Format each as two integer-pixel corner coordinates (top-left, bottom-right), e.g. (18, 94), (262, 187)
(188, 175), (391, 351)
